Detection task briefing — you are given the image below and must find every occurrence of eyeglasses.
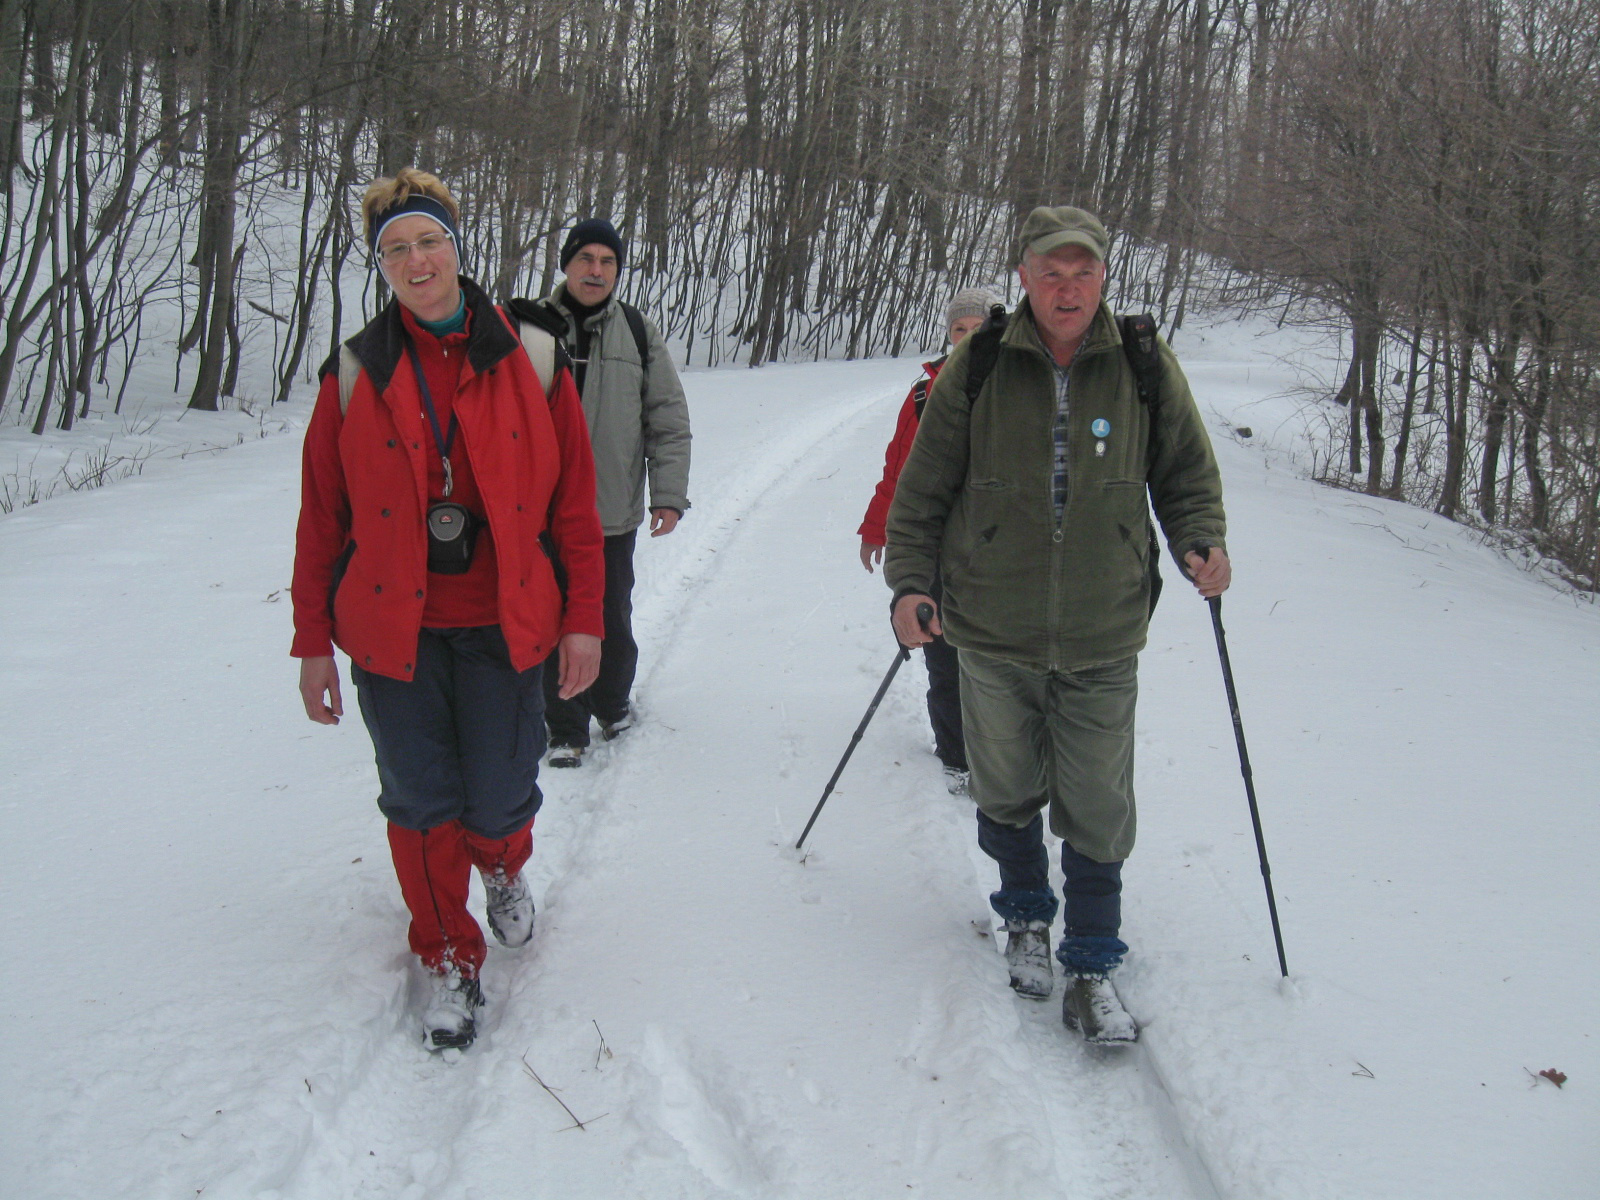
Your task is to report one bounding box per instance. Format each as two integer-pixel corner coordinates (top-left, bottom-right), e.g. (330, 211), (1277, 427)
(377, 230), (454, 265)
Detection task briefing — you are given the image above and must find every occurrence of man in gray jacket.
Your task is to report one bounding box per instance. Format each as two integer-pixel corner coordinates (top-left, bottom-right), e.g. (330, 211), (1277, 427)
(537, 218), (692, 766)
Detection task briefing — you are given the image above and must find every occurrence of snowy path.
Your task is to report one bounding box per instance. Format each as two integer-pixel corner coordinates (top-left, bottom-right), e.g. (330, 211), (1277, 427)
(3, 327), (1597, 1200)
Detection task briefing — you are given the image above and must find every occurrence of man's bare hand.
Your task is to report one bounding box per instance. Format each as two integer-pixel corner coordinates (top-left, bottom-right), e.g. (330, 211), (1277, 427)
(299, 655), (343, 725)
(557, 632), (603, 698)
(891, 593), (941, 647)
(649, 507), (681, 537)
(1184, 547), (1232, 599)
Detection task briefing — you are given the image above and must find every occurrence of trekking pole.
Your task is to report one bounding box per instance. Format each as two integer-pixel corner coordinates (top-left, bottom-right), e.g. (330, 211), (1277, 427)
(795, 603), (934, 851)
(1207, 595), (1289, 977)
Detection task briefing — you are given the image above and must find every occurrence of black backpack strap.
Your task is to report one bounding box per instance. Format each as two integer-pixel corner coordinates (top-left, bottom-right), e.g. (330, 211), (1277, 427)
(1119, 313), (1162, 409)
(1119, 312), (1167, 616)
(910, 376), (933, 420)
(619, 300), (652, 404)
(962, 303), (1010, 406)
(619, 301), (650, 369)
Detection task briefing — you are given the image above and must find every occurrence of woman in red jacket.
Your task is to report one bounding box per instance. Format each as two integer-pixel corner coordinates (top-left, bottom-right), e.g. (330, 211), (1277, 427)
(291, 169), (606, 1051)
(859, 287), (999, 795)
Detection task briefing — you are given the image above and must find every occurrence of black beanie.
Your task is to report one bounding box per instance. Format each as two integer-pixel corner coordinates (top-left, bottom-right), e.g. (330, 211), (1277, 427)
(559, 218), (625, 272)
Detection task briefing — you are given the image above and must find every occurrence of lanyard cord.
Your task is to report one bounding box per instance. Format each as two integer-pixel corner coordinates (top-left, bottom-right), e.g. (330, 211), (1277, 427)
(403, 336), (458, 498)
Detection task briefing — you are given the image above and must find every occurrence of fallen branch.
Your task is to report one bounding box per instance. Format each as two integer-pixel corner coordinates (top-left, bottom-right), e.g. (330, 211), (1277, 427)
(522, 1053), (606, 1131)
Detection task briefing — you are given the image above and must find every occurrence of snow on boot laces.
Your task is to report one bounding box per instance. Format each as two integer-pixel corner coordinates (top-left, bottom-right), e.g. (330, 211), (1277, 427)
(1002, 919), (1053, 1000)
(423, 970), (484, 1052)
(483, 870), (535, 948)
(1061, 972), (1138, 1044)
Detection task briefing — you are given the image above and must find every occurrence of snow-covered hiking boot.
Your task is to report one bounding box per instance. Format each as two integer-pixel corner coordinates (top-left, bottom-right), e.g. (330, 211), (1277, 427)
(943, 766), (970, 795)
(1002, 919), (1054, 1000)
(1062, 973), (1138, 1044)
(483, 871), (535, 948)
(423, 971), (484, 1051)
(548, 743), (585, 768)
(598, 707), (633, 742)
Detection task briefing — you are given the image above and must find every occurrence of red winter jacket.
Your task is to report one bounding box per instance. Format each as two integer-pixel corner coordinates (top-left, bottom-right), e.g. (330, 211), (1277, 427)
(858, 357), (946, 545)
(291, 278), (605, 681)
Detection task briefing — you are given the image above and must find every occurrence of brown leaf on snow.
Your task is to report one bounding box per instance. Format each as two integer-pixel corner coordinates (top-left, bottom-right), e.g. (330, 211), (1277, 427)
(1538, 1069), (1567, 1088)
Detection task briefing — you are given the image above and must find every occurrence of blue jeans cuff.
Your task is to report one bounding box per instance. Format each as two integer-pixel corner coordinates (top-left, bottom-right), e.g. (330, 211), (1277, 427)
(989, 888), (1059, 925)
(1055, 935), (1128, 975)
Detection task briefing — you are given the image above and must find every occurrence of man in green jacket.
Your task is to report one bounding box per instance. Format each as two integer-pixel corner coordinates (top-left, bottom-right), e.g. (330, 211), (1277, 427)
(885, 206), (1230, 1043)
(537, 218), (692, 767)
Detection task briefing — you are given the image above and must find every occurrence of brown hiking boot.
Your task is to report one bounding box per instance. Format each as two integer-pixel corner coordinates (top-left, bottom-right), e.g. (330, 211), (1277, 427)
(1062, 973), (1138, 1044)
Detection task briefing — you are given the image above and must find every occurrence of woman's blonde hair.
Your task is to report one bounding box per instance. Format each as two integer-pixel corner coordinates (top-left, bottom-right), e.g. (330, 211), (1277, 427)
(361, 168), (460, 234)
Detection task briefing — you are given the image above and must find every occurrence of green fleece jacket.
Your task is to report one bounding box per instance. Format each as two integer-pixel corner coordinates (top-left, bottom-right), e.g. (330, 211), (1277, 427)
(884, 299), (1225, 670)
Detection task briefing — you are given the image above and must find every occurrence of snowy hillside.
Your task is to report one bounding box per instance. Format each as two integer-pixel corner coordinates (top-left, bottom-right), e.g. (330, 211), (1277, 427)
(0, 315), (1595, 1200)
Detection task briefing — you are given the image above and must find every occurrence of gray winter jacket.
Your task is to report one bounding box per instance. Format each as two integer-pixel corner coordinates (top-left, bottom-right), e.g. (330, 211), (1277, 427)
(544, 283), (692, 535)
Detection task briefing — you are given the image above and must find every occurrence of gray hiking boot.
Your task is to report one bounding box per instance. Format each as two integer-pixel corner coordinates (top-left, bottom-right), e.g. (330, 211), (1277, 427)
(483, 870), (535, 948)
(423, 970), (484, 1051)
(598, 707), (634, 741)
(1061, 972), (1138, 1044)
(943, 766), (970, 795)
(1002, 919), (1053, 1000)
(547, 742), (585, 768)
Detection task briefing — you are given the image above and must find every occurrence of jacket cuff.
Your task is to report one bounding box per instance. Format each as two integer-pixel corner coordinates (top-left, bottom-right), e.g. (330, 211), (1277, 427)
(889, 586), (929, 615)
(558, 612), (606, 641)
(290, 633), (335, 659)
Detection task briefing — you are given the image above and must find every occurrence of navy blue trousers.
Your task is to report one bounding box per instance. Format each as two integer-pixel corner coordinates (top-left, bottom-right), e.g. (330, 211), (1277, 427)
(543, 530), (638, 746)
(351, 625), (546, 838)
(923, 632), (965, 770)
(977, 808), (1128, 974)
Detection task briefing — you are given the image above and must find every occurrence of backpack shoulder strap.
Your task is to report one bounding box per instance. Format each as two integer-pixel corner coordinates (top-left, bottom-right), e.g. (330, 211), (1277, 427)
(1119, 312), (1169, 612)
(962, 303), (1010, 406)
(337, 345), (361, 416)
(519, 322), (558, 395)
(910, 375), (933, 420)
(619, 300), (652, 404)
(1118, 313), (1163, 409)
(502, 297), (574, 402)
(619, 301), (651, 371)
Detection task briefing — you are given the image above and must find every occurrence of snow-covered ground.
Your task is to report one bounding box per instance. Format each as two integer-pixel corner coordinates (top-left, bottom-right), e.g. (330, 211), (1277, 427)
(1, 313), (1595, 1200)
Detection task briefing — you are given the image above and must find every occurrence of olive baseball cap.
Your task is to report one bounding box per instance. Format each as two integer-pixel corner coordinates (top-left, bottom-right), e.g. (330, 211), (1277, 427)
(1017, 206), (1108, 262)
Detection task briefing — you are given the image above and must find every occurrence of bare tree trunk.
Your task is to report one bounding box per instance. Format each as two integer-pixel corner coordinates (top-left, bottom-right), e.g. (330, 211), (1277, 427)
(1388, 321), (1423, 499)
(0, 0), (89, 418)
(187, 0), (251, 411)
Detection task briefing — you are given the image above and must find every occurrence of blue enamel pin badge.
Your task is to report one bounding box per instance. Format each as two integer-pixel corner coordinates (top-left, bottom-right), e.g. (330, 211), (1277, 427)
(1091, 418), (1111, 438)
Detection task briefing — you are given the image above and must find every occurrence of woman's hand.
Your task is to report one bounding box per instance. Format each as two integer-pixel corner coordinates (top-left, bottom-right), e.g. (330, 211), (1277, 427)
(299, 656), (343, 725)
(557, 633), (603, 699)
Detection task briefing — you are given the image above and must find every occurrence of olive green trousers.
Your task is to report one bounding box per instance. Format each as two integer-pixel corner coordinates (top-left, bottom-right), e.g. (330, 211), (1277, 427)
(957, 648), (1138, 863)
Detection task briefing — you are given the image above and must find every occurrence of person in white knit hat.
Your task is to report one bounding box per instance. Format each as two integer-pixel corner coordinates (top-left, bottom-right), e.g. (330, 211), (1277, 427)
(857, 286), (1002, 795)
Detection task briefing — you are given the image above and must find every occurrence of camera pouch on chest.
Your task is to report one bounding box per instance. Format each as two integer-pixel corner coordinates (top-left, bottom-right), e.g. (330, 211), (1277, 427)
(426, 502), (480, 574)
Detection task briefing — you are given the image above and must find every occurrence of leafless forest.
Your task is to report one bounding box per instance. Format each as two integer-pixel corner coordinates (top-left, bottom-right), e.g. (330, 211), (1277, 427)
(2, 0), (1597, 588)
